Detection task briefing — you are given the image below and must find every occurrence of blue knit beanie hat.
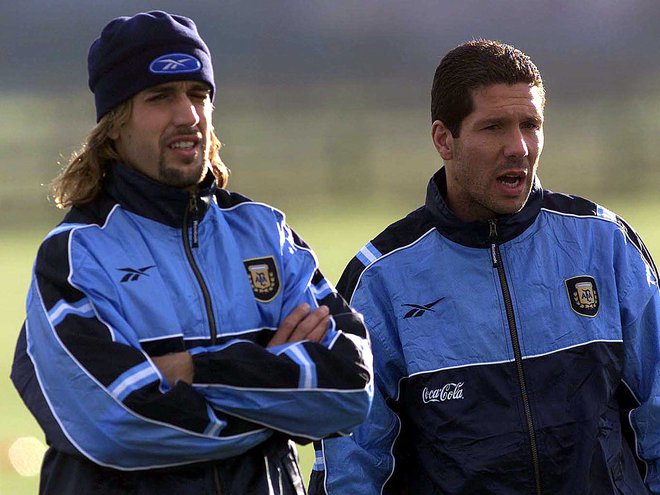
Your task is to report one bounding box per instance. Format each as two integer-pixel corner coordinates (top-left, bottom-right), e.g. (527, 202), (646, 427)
(88, 11), (215, 122)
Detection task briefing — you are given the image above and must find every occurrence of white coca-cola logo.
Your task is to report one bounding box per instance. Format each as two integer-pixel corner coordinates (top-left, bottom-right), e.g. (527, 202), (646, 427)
(422, 382), (464, 403)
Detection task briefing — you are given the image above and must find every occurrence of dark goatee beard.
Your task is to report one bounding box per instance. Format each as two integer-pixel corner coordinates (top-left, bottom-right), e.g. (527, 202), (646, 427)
(157, 126), (208, 189)
(158, 155), (208, 190)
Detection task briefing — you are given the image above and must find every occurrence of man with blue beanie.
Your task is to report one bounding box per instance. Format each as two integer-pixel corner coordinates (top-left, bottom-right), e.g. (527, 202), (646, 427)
(11, 11), (373, 494)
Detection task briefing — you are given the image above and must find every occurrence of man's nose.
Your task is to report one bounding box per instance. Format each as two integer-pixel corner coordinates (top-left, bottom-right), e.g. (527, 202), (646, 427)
(172, 95), (200, 127)
(504, 128), (529, 158)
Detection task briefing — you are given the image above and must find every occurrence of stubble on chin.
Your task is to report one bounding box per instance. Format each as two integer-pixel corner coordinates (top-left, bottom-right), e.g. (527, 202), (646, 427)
(157, 147), (208, 189)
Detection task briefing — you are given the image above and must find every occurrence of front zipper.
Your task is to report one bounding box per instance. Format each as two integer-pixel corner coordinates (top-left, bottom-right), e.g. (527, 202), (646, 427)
(182, 194), (217, 345)
(489, 219), (542, 495)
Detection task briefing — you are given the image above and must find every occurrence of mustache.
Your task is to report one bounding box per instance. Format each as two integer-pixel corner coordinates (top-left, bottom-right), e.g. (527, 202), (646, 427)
(162, 126), (202, 141)
(501, 158), (526, 168)
(495, 160), (529, 174)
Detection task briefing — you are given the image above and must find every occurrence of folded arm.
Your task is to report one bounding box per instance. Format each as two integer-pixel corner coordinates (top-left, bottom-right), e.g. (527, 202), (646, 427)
(11, 230), (271, 470)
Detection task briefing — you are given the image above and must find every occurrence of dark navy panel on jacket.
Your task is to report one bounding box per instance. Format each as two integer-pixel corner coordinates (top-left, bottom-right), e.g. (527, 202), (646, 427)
(387, 342), (646, 494)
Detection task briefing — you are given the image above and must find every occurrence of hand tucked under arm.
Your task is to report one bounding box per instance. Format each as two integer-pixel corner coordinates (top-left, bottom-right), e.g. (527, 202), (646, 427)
(152, 351), (194, 385)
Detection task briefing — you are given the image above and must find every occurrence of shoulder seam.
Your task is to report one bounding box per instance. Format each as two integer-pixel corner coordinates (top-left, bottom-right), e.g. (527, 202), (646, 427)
(541, 207), (658, 280)
(540, 207), (613, 223)
(349, 228), (436, 305)
(45, 203), (122, 242)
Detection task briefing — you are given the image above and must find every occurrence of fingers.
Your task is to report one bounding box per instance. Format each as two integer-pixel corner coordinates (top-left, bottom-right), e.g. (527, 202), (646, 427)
(281, 303), (311, 335)
(268, 303), (311, 347)
(305, 314), (331, 343)
(289, 305), (330, 343)
(268, 304), (331, 347)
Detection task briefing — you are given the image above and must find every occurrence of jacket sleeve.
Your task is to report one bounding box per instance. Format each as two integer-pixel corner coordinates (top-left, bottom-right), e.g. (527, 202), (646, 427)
(11, 228), (272, 470)
(616, 224), (660, 493)
(191, 218), (374, 441)
(309, 257), (404, 495)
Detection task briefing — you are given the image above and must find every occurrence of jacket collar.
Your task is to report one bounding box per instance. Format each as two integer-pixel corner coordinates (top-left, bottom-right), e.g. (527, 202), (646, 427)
(104, 161), (217, 228)
(425, 167), (543, 247)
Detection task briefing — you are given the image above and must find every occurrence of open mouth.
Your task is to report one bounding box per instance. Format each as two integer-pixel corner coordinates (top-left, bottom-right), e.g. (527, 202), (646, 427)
(496, 172), (525, 189)
(170, 140), (196, 150)
(167, 135), (201, 151)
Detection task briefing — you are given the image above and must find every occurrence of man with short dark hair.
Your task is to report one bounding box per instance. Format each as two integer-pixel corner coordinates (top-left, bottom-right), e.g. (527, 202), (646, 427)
(11, 11), (372, 494)
(309, 40), (660, 494)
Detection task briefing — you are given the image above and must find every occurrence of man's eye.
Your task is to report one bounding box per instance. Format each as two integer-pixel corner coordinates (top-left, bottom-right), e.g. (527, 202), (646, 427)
(147, 93), (168, 102)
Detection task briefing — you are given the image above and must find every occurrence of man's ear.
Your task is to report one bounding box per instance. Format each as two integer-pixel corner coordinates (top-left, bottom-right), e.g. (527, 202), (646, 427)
(108, 125), (120, 141)
(431, 120), (454, 161)
(108, 119), (125, 141)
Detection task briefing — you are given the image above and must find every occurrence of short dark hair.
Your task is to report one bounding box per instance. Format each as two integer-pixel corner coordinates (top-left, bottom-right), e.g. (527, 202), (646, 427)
(431, 39), (545, 137)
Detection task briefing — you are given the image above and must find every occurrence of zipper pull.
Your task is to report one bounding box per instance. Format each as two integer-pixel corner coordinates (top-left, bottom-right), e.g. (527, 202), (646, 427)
(488, 219), (498, 242)
(189, 194), (200, 248)
(488, 220), (499, 267)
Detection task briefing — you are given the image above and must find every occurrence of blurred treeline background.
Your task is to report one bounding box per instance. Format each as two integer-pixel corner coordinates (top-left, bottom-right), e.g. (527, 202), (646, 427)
(1, 1), (659, 493)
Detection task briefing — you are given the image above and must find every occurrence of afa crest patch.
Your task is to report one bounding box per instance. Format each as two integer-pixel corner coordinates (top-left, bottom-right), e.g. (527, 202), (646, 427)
(565, 275), (599, 317)
(243, 256), (280, 302)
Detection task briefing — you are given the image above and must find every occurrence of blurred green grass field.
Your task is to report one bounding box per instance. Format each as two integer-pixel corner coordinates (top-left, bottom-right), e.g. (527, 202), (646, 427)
(1, 197), (658, 493)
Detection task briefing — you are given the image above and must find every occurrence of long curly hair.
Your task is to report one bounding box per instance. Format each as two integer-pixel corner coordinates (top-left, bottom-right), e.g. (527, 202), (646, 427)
(50, 99), (229, 209)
